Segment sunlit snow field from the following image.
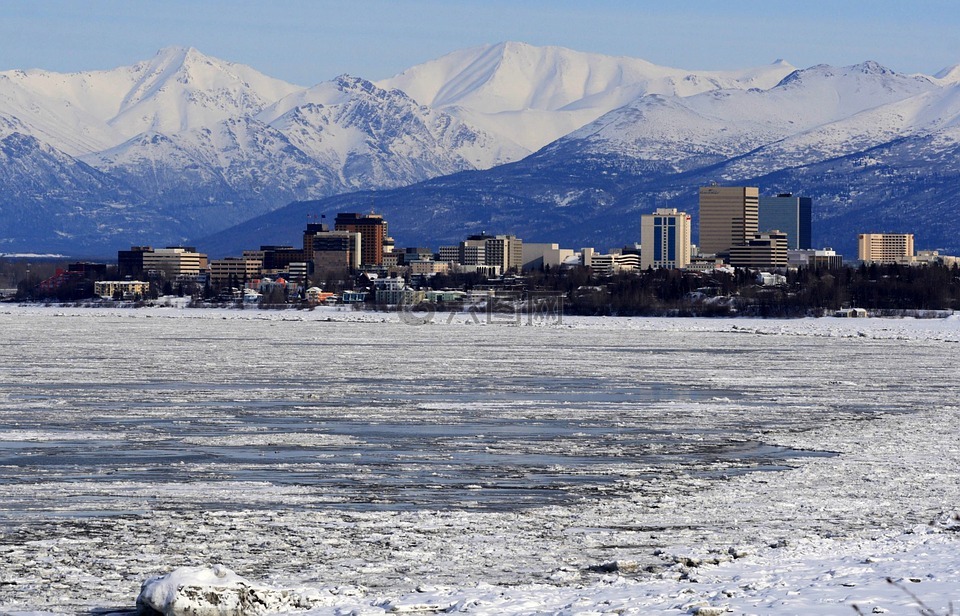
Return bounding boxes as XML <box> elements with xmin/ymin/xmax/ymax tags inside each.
<box><xmin>0</xmin><ymin>306</ymin><xmax>958</xmax><ymax>614</ymax></box>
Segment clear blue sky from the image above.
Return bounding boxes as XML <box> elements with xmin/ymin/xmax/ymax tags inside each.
<box><xmin>3</xmin><ymin>0</ymin><xmax>959</xmax><ymax>85</ymax></box>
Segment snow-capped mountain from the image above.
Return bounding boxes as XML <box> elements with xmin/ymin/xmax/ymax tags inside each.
<box><xmin>3</xmin><ymin>42</ymin><xmax>960</xmax><ymax>257</ymax></box>
<box><xmin>0</xmin><ymin>47</ymin><xmax>302</xmax><ymax>156</ymax></box>
<box><xmin>379</xmin><ymin>41</ymin><xmax>797</xmax><ymax>152</ymax></box>
<box><xmin>215</xmin><ymin>59</ymin><xmax>960</xmax><ymax>260</ymax></box>
<box><xmin>0</xmin><ymin>47</ymin><xmax>529</xmax><ymax>253</ymax></box>
<box><xmin>548</xmin><ymin>61</ymin><xmax>939</xmax><ymax>174</ymax></box>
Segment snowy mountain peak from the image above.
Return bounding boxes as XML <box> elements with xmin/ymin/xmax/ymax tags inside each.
<box><xmin>112</xmin><ymin>47</ymin><xmax>300</xmax><ymax>136</ymax></box>
<box><xmin>934</xmin><ymin>64</ymin><xmax>960</xmax><ymax>84</ymax></box>
<box><xmin>851</xmin><ymin>60</ymin><xmax>896</xmax><ymax>75</ymax></box>
<box><xmin>379</xmin><ymin>41</ymin><xmax>797</xmax><ymax>152</ymax></box>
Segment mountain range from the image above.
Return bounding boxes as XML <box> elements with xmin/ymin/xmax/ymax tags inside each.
<box><xmin>2</xmin><ymin>42</ymin><xmax>959</xmax><ymax>258</ymax></box>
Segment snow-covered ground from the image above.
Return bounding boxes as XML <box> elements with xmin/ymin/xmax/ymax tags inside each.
<box><xmin>0</xmin><ymin>305</ymin><xmax>958</xmax><ymax>615</ymax></box>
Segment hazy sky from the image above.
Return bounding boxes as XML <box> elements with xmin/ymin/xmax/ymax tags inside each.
<box><xmin>3</xmin><ymin>0</ymin><xmax>959</xmax><ymax>85</ymax></box>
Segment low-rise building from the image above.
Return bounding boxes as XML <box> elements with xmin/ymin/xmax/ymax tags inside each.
<box><xmin>94</xmin><ymin>280</ymin><xmax>150</xmax><ymax>299</ymax></box>
<box><xmin>209</xmin><ymin>257</ymin><xmax>262</xmax><ymax>287</ymax></box>
<box><xmin>374</xmin><ymin>277</ymin><xmax>425</xmax><ymax>305</ymax></box>
<box><xmin>788</xmin><ymin>248</ymin><xmax>844</xmax><ymax>269</ymax></box>
<box><xmin>409</xmin><ymin>259</ymin><xmax>449</xmax><ymax>276</ymax></box>
<box><xmin>728</xmin><ymin>231</ymin><xmax>788</xmax><ymax>269</ymax></box>
<box><xmin>521</xmin><ymin>242</ymin><xmax>576</xmax><ymax>272</ymax></box>
<box><xmin>581</xmin><ymin>248</ymin><xmax>639</xmax><ymax>276</ymax></box>
<box><xmin>142</xmin><ymin>247</ymin><xmax>206</xmax><ymax>278</ymax></box>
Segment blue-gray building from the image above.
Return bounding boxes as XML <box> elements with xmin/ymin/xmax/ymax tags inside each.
<box><xmin>758</xmin><ymin>193</ymin><xmax>812</xmax><ymax>250</ymax></box>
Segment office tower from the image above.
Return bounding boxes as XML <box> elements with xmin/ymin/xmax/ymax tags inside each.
<box><xmin>698</xmin><ymin>185</ymin><xmax>759</xmax><ymax>256</ymax></box>
<box><xmin>312</xmin><ymin>230</ymin><xmax>362</xmax><ymax>272</ymax></box>
<box><xmin>334</xmin><ymin>213</ymin><xmax>388</xmax><ymax>266</ymax></box>
<box><xmin>759</xmin><ymin>193</ymin><xmax>812</xmax><ymax>249</ymax></box>
<box><xmin>640</xmin><ymin>208</ymin><xmax>692</xmax><ymax>269</ymax></box>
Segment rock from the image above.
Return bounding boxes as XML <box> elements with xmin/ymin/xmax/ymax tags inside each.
<box><xmin>586</xmin><ymin>560</ymin><xmax>640</xmax><ymax>574</ymax></box>
<box><xmin>690</xmin><ymin>607</ymin><xmax>729</xmax><ymax>615</ymax></box>
<box><xmin>137</xmin><ymin>565</ymin><xmax>316</xmax><ymax>616</ymax></box>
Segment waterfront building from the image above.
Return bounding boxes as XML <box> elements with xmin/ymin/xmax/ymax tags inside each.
<box><xmin>94</xmin><ymin>280</ymin><xmax>150</xmax><ymax>300</ymax></box>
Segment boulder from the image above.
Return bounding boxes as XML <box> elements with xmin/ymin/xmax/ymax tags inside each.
<box><xmin>137</xmin><ymin>565</ymin><xmax>315</xmax><ymax>616</ymax></box>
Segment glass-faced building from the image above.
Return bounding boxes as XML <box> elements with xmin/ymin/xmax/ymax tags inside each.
<box><xmin>758</xmin><ymin>193</ymin><xmax>812</xmax><ymax>250</ymax></box>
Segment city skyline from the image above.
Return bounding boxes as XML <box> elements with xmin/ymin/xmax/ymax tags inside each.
<box><xmin>3</xmin><ymin>1</ymin><xmax>960</xmax><ymax>86</ymax></box>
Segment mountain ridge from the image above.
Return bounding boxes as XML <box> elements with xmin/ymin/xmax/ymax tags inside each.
<box><xmin>1</xmin><ymin>43</ymin><xmax>959</xmax><ymax>258</ymax></box>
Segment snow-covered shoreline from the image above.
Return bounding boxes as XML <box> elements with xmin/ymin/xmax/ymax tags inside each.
<box><xmin>1</xmin><ymin>306</ymin><xmax>958</xmax><ymax>615</ymax></box>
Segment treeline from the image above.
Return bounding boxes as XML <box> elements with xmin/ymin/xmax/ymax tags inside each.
<box><xmin>511</xmin><ymin>263</ymin><xmax>960</xmax><ymax>317</ymax></box>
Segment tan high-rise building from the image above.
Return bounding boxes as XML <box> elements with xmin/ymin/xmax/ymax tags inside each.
<box><xmin>640</xmin><ymin>208</ymin><xmax>692</xmax><ymax>269</ymax></box>
<box><xmin>698</xmin><ymin>186</ymin><xmax>759</xmax><ymax>256</ymax></box>
<box><xmin>858</xmin><ymin>233</ymin><xmax>914</xmax><ymax>264</ymax></box>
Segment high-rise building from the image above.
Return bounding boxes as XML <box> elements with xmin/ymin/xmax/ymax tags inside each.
<box><xmin>759</xmin><ymin>193</ymin><xmax>812</xmax><ymax>249</ymax></box>
<box><xmin>728</xmin><ymin>231</ymin><xmax>789</xmax><ymax>269</ymax></box>
<box><xmin>698</xmin><ymin>186</ymin><xmax>759</xmax><ymax>256</ymax></box>
<box><xmin>463</xmin><ymin>234</ymin><xmax>523</xmax><ymax>272</ymax></box>
<box><xmin>312</xmin><ymin>230</ymin><xmax>361</xmax><ymax>272</ymax></box>
<box><xmin>640</xmin><ymin>208</ymin><xmax>692</xmax><ymax>269</ymax></box>
<box><xmin>858</xmin><ymin>233</ymin><xmax>914</xmax><ymax>264</ymax></box>
<box><xmin>334</xmin><ymin>213</ymin><xmax>388</xmax><ymax>266</ymax></box>
<box><xmin>302</xmin><ymin>222</ymin><xmax>330</xmax><ymax>264</ymax></box>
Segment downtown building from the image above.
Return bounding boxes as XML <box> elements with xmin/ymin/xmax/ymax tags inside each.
<box><xmin>758</xmin><ymin>193</ymin><xmax>812</xmax><ymax>250</ymax></box>
<box><xmin>728</xmin><ymin>231</ymin><xmax>789</xmax><ymax>269</ymax></box>
<box><xmin>440</xmin><ymin>233</ymin><xmax>524</xmax><ymax>275</ymax></box>
<box><xmin>640</xmin><ymin>208</ymin><xmax>692</xmax><ymax>269</ymax></box>
<box><xmin>698</xmin><ymin>185</ymin><xmax>759</xmax><ymax>257</ymax></box>
<box><xmin>858</xmin><ymin>233</ymin><xmax>915</xmax><ymax>264</ymax></box>
<box><xmin>334</xmin><ymin>213</ymin><xmax>390</xmax><ymax>267</ymax></box>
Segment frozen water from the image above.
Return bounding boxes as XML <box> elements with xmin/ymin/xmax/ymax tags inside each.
<box><xmin>0</xmin><ymin>306</ymin><xmax>958</xmax><ymax>614</ymax></box>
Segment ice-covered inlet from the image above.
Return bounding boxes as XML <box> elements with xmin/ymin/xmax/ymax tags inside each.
<box><xmin>1</xmin><ymin>307</ymin><xmax>959</xmax><ymax>615</ymax></box>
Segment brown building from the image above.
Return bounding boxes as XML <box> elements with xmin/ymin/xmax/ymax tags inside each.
<box><xmin>698</xmin><ymin>186</ymin><xmax>759</xmax><ymax>256</ymax></box>
<box><xmin>209</xmin><ymin>257</ymin><xmax>262</xmax><ymax>287</ymax></box>
<box><xmin>728</xmin><ymin>231</ymin><xmax>788</xmax><ymax>269</ymax></box>
<box><xmin>312</xmin><ymin>230</ymin><xmax>361</xmax><ymax>272</ymax></box>
<box><xmin>335</xmin><ymin>213</ymin><xmax>388</xmax><ymax>266</ymax></box>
